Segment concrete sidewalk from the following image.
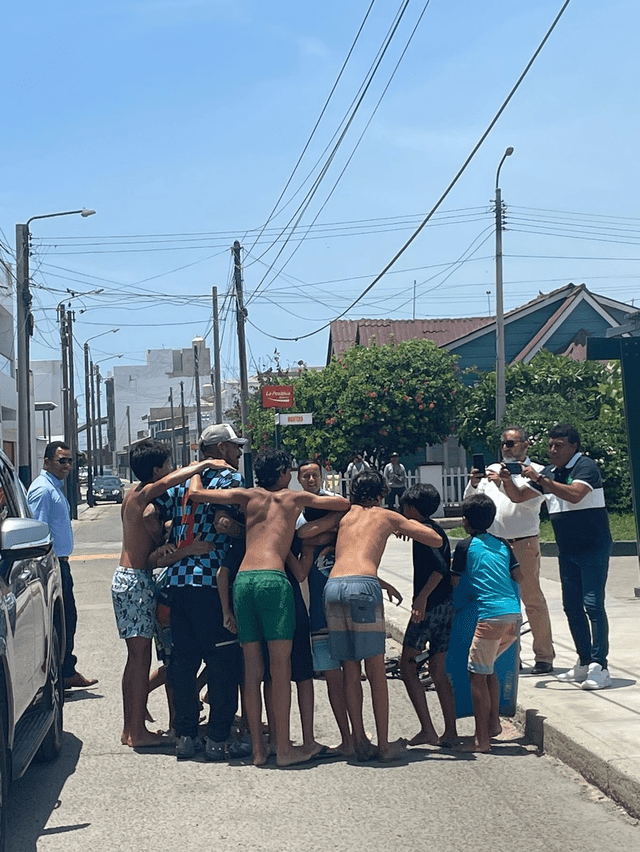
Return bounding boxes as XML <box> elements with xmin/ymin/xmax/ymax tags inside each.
<box><xmin>378</xmin><ymin>533</ymin><xmax>640</xmax><ymax>819</ymax></box>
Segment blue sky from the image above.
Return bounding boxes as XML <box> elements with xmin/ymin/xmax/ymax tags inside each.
<box><xmin>3</xmin><ymin>0</ymin><xmax>639</xmax><ymax>386</ymax></box>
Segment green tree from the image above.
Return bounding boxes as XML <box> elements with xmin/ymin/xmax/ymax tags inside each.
<box><xmin>457</xmin><ymin>350</ymin><xmax>630</xmax><ymax>512</ymax></box>
<box><xmin>248</xmin><ymin>339</ymin><xmax>463</xmax><ymax>470</ymax></box>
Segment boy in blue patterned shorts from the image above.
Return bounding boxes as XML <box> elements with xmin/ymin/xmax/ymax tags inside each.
<box><xmin>113</xmin><ymin>440</ymin><xmax>212</xmax><ymax>748</ymax></box>
<box><xmin>451</xmin><ymin>493</ymin><xmax>523</xmax><ymax>753</ymax></box>
<box><xmin>324</xmin><ymin>470</ymin><xmax>442</xmax><ymax>762</ymax></box>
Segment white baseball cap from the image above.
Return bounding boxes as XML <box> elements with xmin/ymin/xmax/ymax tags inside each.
<box><xmin>200</xmin><ymin>423</ymin><xmax>247</xmax><ymax>446</ymax></box>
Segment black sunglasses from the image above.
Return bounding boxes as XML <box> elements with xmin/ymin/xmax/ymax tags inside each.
<box><xmin>501</xmin><ymin>440</ymin><xmax>519</xmax><ymax>448</ymax></box>
<box><xmin>55</xmin><ymin>457</ymin><xmax>74</xmax><ymax>464</ymax></box>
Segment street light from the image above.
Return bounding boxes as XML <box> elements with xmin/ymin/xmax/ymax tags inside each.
<box><xmin>16</xmin><ymin>208</ymin><xmax>96</xmax><ymax>486</ymax></box>
<box><xmin>83</xmin><ymin>329</ymin><xmax>118</xmax><ymax>505</ymax></box>
<box><xmin>494</xmin><ymin>147</ymin><xmax>514</xmax><ymax>428</ymax></box>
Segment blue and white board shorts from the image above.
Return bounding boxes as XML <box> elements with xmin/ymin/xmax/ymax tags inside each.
<box><xmin>112</xmin><ymin>567</ymin><xmax>157</xmax><ymax>640</ymax></box>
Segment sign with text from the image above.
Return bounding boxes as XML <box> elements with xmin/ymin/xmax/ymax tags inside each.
<box><xmin>262</xmin><ymin>385</ymin><xmax>294</xmax><ymax>408</ymax></box>
<box><xmin>276</xmin><ymin>412</ymin><xmax>313</xmax><ymax>426</ymax></box>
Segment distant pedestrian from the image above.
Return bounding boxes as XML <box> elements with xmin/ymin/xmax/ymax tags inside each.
<box><xmin>505</xmin><ymin>424</ymin><xmax>613</xmax><ymax>690</ymax></box>
<box><xmin>28</xmin><ymin>442</ymin><xmax>98</xmax><ymax>690</ymax></box>
<box><xmin>383</xmin><ymin>452</ymin><xmax>407</xmax><ymax>510</ymax></box>
<box><xmin>346</xmin><ymin>454</ymin><xmax>369</xmax><ymax>482</ymax></box>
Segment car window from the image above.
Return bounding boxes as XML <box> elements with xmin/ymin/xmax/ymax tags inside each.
<box><xmin>0</xmin><ymin>456</ymin><xmax>23</xmax><ymax>519</ymax></box>
<box><xmin>95</xmin><ymin>477</ymin><xmax>121</xmax><ymax>488</ymax></box>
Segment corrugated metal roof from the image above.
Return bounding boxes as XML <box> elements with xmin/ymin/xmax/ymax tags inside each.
<box><xmin>328</xmin><ymin>317</ymin><xmax>492</xmax><ymax>360</ymax></box>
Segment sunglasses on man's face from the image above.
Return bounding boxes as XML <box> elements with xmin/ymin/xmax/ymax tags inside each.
<box><xmin>55</xmin><ymin>457</ymin><xmax>74</xmax><ymax>464</ymax></box>
<box><xmin>501</xmin><ymin>440</ymin><xmax>520</xmax><ymax>448</ymax></box>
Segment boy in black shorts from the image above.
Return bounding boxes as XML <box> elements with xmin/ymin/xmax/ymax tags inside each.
<box><xmin>399</xmin><ymin>484</ymin><xmax>459</xmax><ymax>748</ymax></box>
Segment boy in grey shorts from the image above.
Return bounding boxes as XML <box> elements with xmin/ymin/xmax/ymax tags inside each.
<box><xmin>324</xmin><ymin>470</ymin><xmax>442</xmax><ymax>762</ymax></box>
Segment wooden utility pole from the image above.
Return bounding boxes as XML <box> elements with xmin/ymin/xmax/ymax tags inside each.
<box><xmin>169</xmin><ymin>387</ymin><xmax>178</xmax><ymax>466</ymax></box>
<box><xmin>212</xmin><ymin>286</ymin><xmax>223</xmax><ymax>422</ymax></box>
<box><xmin>180</xmin><ymin>380</ymin><xmax>188</xmax><ymax>466</ymax></box>
<box><xmin>233</xmin><ymin>240</ymin><xmax>252</xmax><ymax>485</ymax></box>
<box><xmin>193</xmin><ymin>342</ymin><xmax>203</xmax><ymax>439</ymax></box>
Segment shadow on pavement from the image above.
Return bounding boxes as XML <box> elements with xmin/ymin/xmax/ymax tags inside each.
<box><xmin>7</xmin><ymin>733</ymin><xmax>84</xmax><ymax>852</ymax></box>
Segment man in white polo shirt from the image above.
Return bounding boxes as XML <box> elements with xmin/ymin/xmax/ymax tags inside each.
<box><xmin>464</xmin><ymin>426</ymin><xmax>555</xmax><ymax>675</ymax></box>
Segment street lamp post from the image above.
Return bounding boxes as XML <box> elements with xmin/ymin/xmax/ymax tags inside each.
<box><xmin>83</xmin><ymin>329</ymin><xmax>118</xmax><ymax>505</ymax></box>
<box><xmin>494</xmin><ymin>148</ymin><xmax>514</xmax><ymax>429</ymax></box>
<box><xmin>16</xmin><ymin>209</ymin><xmax>96</xmax><ymax>486</ymax></box>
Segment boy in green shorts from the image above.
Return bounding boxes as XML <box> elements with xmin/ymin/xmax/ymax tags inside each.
<box><xmin>188</xmin><ymin>448</ymin><xmax>350</xmax><ymax>767</ymax></box>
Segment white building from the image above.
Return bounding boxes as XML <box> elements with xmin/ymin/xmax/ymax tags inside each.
<box><xmin>112</xmin><ymin>338</ymin><xmax>212</xmax><ymax>452</ymax></box>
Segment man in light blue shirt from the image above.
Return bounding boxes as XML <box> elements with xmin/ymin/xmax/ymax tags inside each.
<box><xmin>28</xmin><ymin>441</ymin><xmax>98</xmax><ymax>689</ymax></box>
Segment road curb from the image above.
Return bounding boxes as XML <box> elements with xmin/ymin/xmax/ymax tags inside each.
<box><xmin>385</xmin><ymin>617</ymin><xmax>640</xmax><ymax>820</ymax></box>
<box><xmin>513</xmin><ymin>704</ymin><xmax>640</xmax><ymax>820</ymax></box>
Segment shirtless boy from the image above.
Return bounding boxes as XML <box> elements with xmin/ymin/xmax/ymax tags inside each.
<box><xmin>112</xmin><ymin>439</ymin><xmax>212</xmax><ymax>748</ymax></box>
<box><xmin>189</xmin><ymin>448</ymin><xmax>350</xmax><ymax>766</ymax></box>
<box><xmin>324</xmin><ymin>469</ymin><xmax>442</xmax><ymax>762</ymax></box>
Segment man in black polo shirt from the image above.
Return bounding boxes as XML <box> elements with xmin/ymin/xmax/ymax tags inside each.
<box><xmin>504</xmin><ymin>424</ymin><xmax>612</xmax><ymax>690</ymax></box>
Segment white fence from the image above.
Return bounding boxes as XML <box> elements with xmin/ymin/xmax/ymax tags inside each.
<box><xmin>325</xmin><ymin>467</ymin><xmax>468</xmax><ymax>505</ymax></box>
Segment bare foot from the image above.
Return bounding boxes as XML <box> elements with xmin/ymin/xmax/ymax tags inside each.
<box><xmin>302</xmin><ymin>741</ymin><xmax>326</xmax><ymax>759</ymax></box>
<box><xmin>64</xmin><ymin>672</ymin><xmax>98</xmax><ymax>689</ymax></box>
<box><xmin>354</xmin><ymin>739</ymin><xmax>379</xmax><ymax>762</ymax></box>
<box><xmin>490</xmin><ymin>722</ymin><xmax>502</xmax><ymax>738</ymax></box>
<box><xmin>407</xmin><ymin>729</ymin><xmax>439</xmax><ymax>746</ymax></box>
<box><xmin>252</xmin><ymin>745</ymin><xmax>268</xmax><ymax>766</ymax></box>
<box><xmin>379</xmin><ymin>739</ymin><xmax>406</xmax><ymax>762</ymax></box>
<box><xmin>276</xmin><ymin>744</ymin><xmax>314</xmax><ymax>767</ymax></box>
<box><xmin>438</xmin><ymin>733</ymin><xmax>461</xmax><ymax>748</ymax></box>
<box><xmin>325</xmin><ymin>741</ymin><xmax>355</xmax><ymax>757</ymax></box>
<box><xmin>455</xmin><ymin>737</ymin><xmax>491</xmax><ymax>754</ymax></box>
<box><xmin>121</xmin><ymin>731</ymin><xmax>129</xmax><ymax>745</ymax></box>
<box><xmin>128</xmin><ymin>730</ymin><xmax>171</xmax><ymax>748</ymax></box>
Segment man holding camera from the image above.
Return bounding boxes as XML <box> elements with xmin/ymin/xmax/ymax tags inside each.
<box><xmin>464</xmin><ymin>426</ymin><xmax>555</xmax><ymax>675</ymax></box>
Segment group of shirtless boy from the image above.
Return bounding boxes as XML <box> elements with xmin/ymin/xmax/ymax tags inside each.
<box><xmin>112</xmin><ymin>425</ymin><xmax>519</xmax><ymax>766</ymax></box>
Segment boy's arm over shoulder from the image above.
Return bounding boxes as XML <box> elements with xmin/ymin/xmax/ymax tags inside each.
<box><xmin>394</xmin><ymin>515</ymin><xmax>442</xmax><ymax>548</ymax></box>
<box><xmin>188</xmin><ymin>473</ymin><xmax>249</xmax><ymax>506</ymax></box>
<box><xmin>141</xmin><ymin>459</ymin><xmax>213</xmax><ymax>504</ymax></box>
<box><xmin>299</xmin><ymin>492</ymin><xmax>350</xmax><ymax>512</ymax></box>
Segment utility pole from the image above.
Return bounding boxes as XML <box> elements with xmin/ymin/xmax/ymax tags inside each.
<box><xmin>180</xmin><ymin>380</ymin><xmax>188</xmax><ymax>466</ymax></box>
<box><xmin>84</xmin><ymin>343</ymin><xmax>94</xmax><ymax>505</ymax></box>
<box><xmin>126</xmin><ymin>405</ymin><xmax>132</xmax><ymax>481</ymax></box>
<box><xmin>494</xmin><ymin>146</ymin><xmax>514</xmax><ymax>428</ymax></box>
<box><xmin>169</xmin><ymin>387</ymin><xmax>178</xmax><ymax>466</ymax></box>
<box><xmin>95</xmin><ymin>365</ymin><xmax>104</xmax><ymax>475</ymax></box>
<box><xmin>67</xmin><ymin>311</ymin><xmax>78</xmax><ymax>516</ymax></box>
<box><xmin>59</xmin><ymin>305</ymin><xmax>72</xmax><ymax>503</ymax></box>
<box><xmin>90</xmin><ymin>358</ymin><xmax>98</xmax><ymax>477</ymax></box>
<box><xmin>105</xmin><ymin>377</ymin><xmax>116</xmax><ymax>475</ymax></box>
<box><xmin>212</xmin><ymin>286</ymin><xmax>223</xmax><ymax>423</ymax></box>
<box><xmin>16</xmin><ymin>223</ymin><xmax>33</xmax><ymax>486</ymax></box>
<box><xmin>233</xmin><ymin>240</ymin><xmax>252</xmax><ymax>485</ymax></box>
<box><xmin>193</xmin><ymin>342</ymin><xmax>203</xmax><ymax>439</ymax></box>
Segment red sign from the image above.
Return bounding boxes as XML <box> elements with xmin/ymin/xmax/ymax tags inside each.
<box><xmin>261</xmin><ymin>385</ymin><xmax>294</xmax><ymax>408</ymax></box>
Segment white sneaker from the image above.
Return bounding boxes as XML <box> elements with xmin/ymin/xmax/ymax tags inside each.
<box><xmin>556</xmin><ymin>660</ymin><xmax>589</xmax><ymax>683</ymax></box>
<box><xmin>581</xmin><ymin>663</ymin><xmax>612</xmax><ymax>690</ymax></box>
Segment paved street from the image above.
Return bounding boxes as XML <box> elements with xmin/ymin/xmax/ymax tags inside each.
<box><xmin>6</xmin><ymin>504</ymin><xmax>639</xmax><ymax>851</ymax></box>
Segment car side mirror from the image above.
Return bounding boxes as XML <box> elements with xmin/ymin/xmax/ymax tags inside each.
<box><xmin>1</xmin><ymin>517</ymin><xmax>53</xmax><ymax>563</ymax></box>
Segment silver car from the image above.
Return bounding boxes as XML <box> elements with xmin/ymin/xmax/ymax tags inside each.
<box><xmin>0</xmin><ymin>450</ymin><xmax>65</xmax><ymax>852</ymax></box>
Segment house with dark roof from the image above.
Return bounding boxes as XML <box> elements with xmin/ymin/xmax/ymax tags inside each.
<box><xmin>327</xmin><ymin>283</ymin><xmax>637</xmax><ymax>373</ymax></box>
